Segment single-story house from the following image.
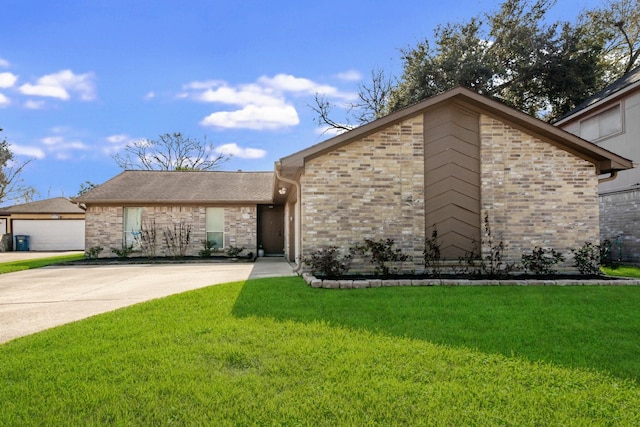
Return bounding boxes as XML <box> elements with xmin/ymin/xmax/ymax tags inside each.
<box><xmin>74</xmin><ymin>170</ymin><xmax>287</xmax><ymax>257</ymax></box>
<box><xmin>0</xmin><ymin>197</ymin><xmax>86</xmax><ymax>251</ymax></box>
<box><xmin>75</xmin><ymin>87</ymin><xmax>634</xmax><ymax>272</ymax></box>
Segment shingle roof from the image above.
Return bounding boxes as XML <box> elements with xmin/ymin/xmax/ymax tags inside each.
<box><xmin>0</xmin><ymin>197</ymin><xmax>85</xmax><ymax>214</ymax></box>
<box><xmin>557</xmin><ymin>65</ymin><xmax>640</xmax><ymax>122</ymax></box>
<box><xmin>73</xmin><ymin>170</ymin><xmax>275</xmax><ymax>204</ymax></box>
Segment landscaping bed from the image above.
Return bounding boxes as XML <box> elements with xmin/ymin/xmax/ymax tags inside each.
<box><xmin>303</xmin><ymin>272</ymin><xmax>640</xmax><ymax>288</ymax></box>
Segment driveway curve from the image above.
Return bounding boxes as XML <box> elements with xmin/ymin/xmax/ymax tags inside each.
<box><xmin>0</xmin><ymin>258</ymin><xmax>295</xmax><ymax>344</ymax></box>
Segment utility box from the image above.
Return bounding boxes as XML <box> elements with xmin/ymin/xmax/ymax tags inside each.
<box><xmin>15</xmin><ymin>235</ymin><xmax>30</xmax><ymax>251</ymax></box>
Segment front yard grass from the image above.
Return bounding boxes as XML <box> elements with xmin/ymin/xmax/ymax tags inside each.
<box><xmin>0</xmin><ymin>277</ymin><xmax>639</xmax><ymax>425</ymax></box>
<box><xmin>0</xmin><ymin>253</ymin><xmax>84</xmax><ymax>274</ymax></box>
<box><xmin>603</xmin><ymin>264</ymin><xmax>640</xmax><ymax>278</ymax></box>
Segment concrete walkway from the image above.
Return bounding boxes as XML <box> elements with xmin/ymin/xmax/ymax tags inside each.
<box><xmin>0</xmin><ymin>257</ymin><xmax>297</xmax><ymax>344</ymax></box>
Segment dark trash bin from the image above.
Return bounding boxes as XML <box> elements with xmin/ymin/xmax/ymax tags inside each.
<box><xmin>15</xmin><ymin>235</ymin><xmax>29</xmax><ymax>251</ymax></box>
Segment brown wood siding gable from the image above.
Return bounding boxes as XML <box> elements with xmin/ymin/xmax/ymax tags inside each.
<box><xmin>424</xmin><ymin>102</ymin><xmax>481</xmax><ymax>259</ymax></box>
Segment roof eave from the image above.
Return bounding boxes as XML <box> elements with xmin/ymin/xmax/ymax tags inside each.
<box><xmin>279</xmin><ymin>86</ymin><xmax>634</xmax><ymax>177</ymax></box>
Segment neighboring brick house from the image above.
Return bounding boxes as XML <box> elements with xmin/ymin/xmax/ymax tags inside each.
<box><xmin>277</xmin><ymin>87</ymin><xmax>633</xmax><ymax>273</ymax></box>
<box><xmin>74</xmin><ymin>171</ymin><xmax>290</xmax><ymax>258</ymax></box>
<box><xmin>556</xmin><ymin>66</ymin><xmax>640</xmax><ymax>264</ymax></box>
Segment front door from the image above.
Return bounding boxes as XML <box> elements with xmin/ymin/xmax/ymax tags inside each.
<box><xmin>258</xmin><ymin>205</ymin><xmax>284</xmax><ymax>255</ymax></box>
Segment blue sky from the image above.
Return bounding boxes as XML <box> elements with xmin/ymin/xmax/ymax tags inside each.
<box><xmin>0</xmin><ymin>0</ymin><xmax>600</xmax><ymax>204</ymax></box>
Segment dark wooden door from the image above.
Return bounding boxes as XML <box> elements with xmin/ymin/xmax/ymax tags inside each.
<box><xmin>259</xmin><ymin>205</ymin><xmax>284</xmax><ymax>255</ymax></box>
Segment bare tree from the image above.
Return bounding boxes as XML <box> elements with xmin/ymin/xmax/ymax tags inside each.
<box><xmin>113</xmin><ymin>132</ymin><xmax>231</xmax><ymax>171</ymax></box>
<box><xmin>310</xmin><ymin>68</ymin><xmax>395</xmax><ymax>134</ymax></box>
<box><xmin>0</xmin><ymin>129</ymin><xmax>37</xmax><ymax>205</ymax></box>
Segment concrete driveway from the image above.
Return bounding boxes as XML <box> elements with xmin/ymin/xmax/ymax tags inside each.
<box><xmin>0</xmin><ymin>257</ymin><xmax>296</xmax><ymax>344</ymax></box>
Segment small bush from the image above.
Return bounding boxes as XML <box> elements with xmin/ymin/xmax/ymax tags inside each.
<box><xmin>423</xmin><ymin>225</ymin><xmax>442</xmax><ymax>276</ymax></box>
<box><xmin>521</xmin><ymin>247</ymin><xmax>565</xmax><ymax>276</ymax></box>
<box><xmin>303</xmin><ymin>247</ymin><xmax>352</xmax><ymax>277</ymax></box>
<box><xmin>571</xmin><ymin>241</ymin><xmax>603</xmax><ymax>276</ymax></box>
<box><xmin>226</xmin><ymin>245</ymin><xmax>245</xmax><ymax>258</ymax></box>
<box><xmin>163</xmin><ymin>221</ymin><xmax>192</xmax><ymax>258</ymax></box>
<box><xmin>351</xmin><ymin>238</ymin><xmax>410</xmax><ymax>277</ymax></box>
<box><xmin>111</xmin><ymin>244</ymin><xmax>134</xmax><ymax>258</ymax></box>
<box><xmin>461</xmin><ymin>213</ymin><xmax>516</xmax><ymax>278</ymax></box>
<box><xmin>199</xmin><ymin>240</ymin><xmax>216</xmax><ymax>258</ymax></box>
<box><xmin>135</xmin><ymin>220</ymin><xmax>159</xmax><ymax>258</ymax></box>
<box><xmin>85</xmin><ymin>246</ymin><xmax>103</xmax><ymax>259</ymax></box>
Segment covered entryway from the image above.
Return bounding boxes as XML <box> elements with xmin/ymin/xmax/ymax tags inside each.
<box><xmin>12</xmin><ymin>219</ymin><xmax>85</xmax><ymax>251</ymax></box>
<box><xmin>258</xmin><ymin>204</ymin><xmax>284</xmax><ymax>256</ymax></box>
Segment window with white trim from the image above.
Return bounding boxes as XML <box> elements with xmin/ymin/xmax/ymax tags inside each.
<box><xmin>579</xmin><ymin>104</ymin><xmax>622</xmax><ymax>141</ymax></box>
<box><xmin>123</xmin><ymin>207</ymin><xmax>142</xmax><ymax>247</ymax></box>
<box><xmin>206</xmin><ymin>207</ymin><xmax>224</xmax><ymax>249</ymax></box>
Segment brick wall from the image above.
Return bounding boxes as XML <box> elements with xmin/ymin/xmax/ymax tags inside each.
<box><xmin>84</xmin><ymin>205</ymin><xmax>257</xmax><ymax>257</ymax></box>
<box><xmin>302</xmin><ymin>114</ymin><xmax>426</xmax><ymax>273</ymax></box>
<box><xmin>300</xmin><ymin>112</ymin><xmax>600</xmax><ymax>274</ymax></box>
<box><xmin>479</xmin><ymin>115</ymin><xmax>599</xmax><ymax>269</ymax></box>
<box><xmin>599</xmin><ymin>189</ymin><xmax>640</xmax><ymax>264</ymax></box>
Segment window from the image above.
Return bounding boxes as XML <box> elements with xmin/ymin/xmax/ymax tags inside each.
<box><xmin>579</xmin><ymin>104</ymin><xmax>622</xmax><ymax>141</ymax></box>
<box><xmin>123</xmin><ymin>207</ymin><xmax>142</xmax><ymax>247</ymax></box>
<box><xmin>206</xmin><ymin>208</ymin><xmax>224</xmax><ymax>249</ymax></box>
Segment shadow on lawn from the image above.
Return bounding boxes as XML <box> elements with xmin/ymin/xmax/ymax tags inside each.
<box><xmin>231</xmin><ymin>277</ymin><xmax>640</xmax><ymax>382</ymax></box>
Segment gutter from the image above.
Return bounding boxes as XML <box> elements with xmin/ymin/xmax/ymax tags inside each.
<box><xmin>599</xmin><ymin>170</ymin><xmax>618</xmax><ymax>184</ymax></box>
<box><xmin>275</xmin><ymin>161</ymin><xmax>303</xmax><ymax>273</ymax></box>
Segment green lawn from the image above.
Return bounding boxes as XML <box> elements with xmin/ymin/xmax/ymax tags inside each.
<box><xmin>603</xmin><ymin>264</ymin><xmax>640</xmax><ymax>278</ymax></box>
<box><xmin>0</xmin><ymin>253</ymin><xmax>84</xmax><ymax>273</ymax></box>
<box><xmin>0</xmin><ymin>277</ymin><xmax>639</xmax><ymax>425</ymax></box>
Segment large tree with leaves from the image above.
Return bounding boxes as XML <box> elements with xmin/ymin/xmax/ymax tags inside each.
<box><xmin>388</xmin><ymin>0</ymin><xmax>607</xmax><ymax>121</ymax></box>
<box><xmin>113</xmin><ymin>132</ymin><xmax>231</xmax><ymax>171</ymax></box>
<box><xmin>579</xmin><ymin>0</ymin><xmax>640</xmax><ymax>78</ymax></box>
<box><xmin>315</xmin><ymin>0</ymin><xmax>639</xmax><ymax>128</ymax></box>
<box><xmin>0</xmin><ymin>129</ymin><xmax>37</xmax><ymax>205</ymax></box>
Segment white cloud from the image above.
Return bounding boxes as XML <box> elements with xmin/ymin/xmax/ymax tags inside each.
<box><xmin>41</xmin><ymin>135</ymin><xmax>88</xmax><ymax>150</ymax></box>
<box><xmin>24</xmin><ymin>99</ymin><xmax>45</xmax><ymax>109</ymax></box>
<box><xmin>200</xmin><ymin>104</ymin><xmax>299</xmax><ymax>130</ymax></box>
<box><xmin>144</xmin><ymin>91</ymin><xmax>155</xmax><ymax>100</ymax></box>
<box><xmin>0</xmin><ymin>93</ymin><xmax>9</xmax><ymax>107</ymax></box>
<box><xmin>335</xmin><ymin>69</ymin><xmax>362</xmax><ymax>82</ymax></box>
<box><xmin>214</xmin><ymin>143</ymin><xmax>266</xmax><ymax>159</ymax></box>
<box><xmin>0</xmin><ymin>58</ymin><xmax>9</xmax><ymax>68</ymax></box>
<box><xmin>0</xmin><ymin>72</ymin><xmax>18</xmax><ymax>88</ymax></box>
<box><xmin>180</xmin><ymin>73</ymin><xmax>357</xmax><ymax>131</ymax></box>
<box><xmin>19</xmin><ymin>69</ymin><xmax>96</xmax><ymax>101</ymax></box>
<box><xmin>258</xmin><ymin>74</ymin><xmax>330</xmax><ymax>95</ymax></box>
<box><xmin>9</xmin><ymin>143</ymin><xmax>45</xmax><ymax>159</ymax></box>
<box><xmin>104</xmin><ymin>134</ymin><xmax>135</xmax><ymax>154</ymax></box>
<box><xmin>194</xmin><ymin>83</ymin><xmax>284</xmax><ymax>107</ymax></box>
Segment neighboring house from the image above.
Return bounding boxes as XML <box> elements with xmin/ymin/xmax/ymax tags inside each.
<box><xmin>0</xmin><ymin>197</ymin><xmax>86</xmax><ymax>251</ymax></box>
<box><xmin>73</xmin><ymin>170</ymin><xmax>287</xmax><ymax>257</ymax></box>
<box><xmin>76</xmin><ymin>87</ymin><xmax>633</xmax><ymax>272</ymax></box>
<box><xmin>555</xmin><ymin>66</ymin><xmax>640</xmax><ymax>263</ymax></box>
<box><xmin>277</xmin><ymin>87</ymin><xmax>632</xmax><ymax>272</ymax></box>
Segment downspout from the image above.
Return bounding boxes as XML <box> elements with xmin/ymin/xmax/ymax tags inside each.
<box><xmin>275</xmin><ymin>161</ymin><xmax>303</xmax><ymax>273</ymax></box>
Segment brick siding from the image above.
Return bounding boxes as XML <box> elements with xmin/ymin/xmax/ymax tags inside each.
<box><xmin>84</xmin><ymin>205</ymin><xmax>257</xmax><ymax>257</ymax></box>
<box><xmin>599</xmin><ymin>189</ymin><xmax>640</xmax><ymax>264</ymax></box>
<box><xmin>300</xmin><ymin>113</ymin><xmax>600</xmax><ymax>273</ymax></box>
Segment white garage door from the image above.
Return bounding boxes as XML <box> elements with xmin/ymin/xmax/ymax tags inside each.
<box><xmin>12</xmin><ymin>220</ymin><xmax>85</xmax><ymax>251</ymax></box>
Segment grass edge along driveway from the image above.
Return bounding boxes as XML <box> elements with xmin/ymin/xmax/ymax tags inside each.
<box><xmin>1</xmin><ymin>277</ymin><xmax>639</xmax><ymax>425</ymax></box>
